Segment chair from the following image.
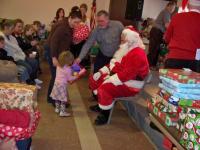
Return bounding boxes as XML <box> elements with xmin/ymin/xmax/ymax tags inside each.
<box><xmin>107</xmin><ymin>73</ymin><xmax>152</xmax><ymax>124</ymax></box>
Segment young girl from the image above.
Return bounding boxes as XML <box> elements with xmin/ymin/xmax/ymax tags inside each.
<box><xmin>50</xmin><ymin>51</ymin><xmax>78</xmax><ymax>117</ymax></box>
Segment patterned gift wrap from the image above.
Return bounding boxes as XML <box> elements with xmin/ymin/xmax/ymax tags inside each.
<box><xmin>0</xmin><ymin>83</ymin><xmax>37</xmax><ymax>112</ymax></box>
<box><xmin>154</xmin><ymin>94</ymin><xmax>179</xmax><ymax>113</ymax></box>
<box><xmin>0</xmin><ymin>110</ymin><xmax>40</xmax><ymax>141</ymax></box>
<box><xmin>180</xmin><ymin>113</ymin><xmax>200</xmax><ymax>150</ymax></box>
<box><xmin>159</xmin><ymin>69</ymin><xmax>200</xmax><ymax>84</ymax></box>
<box><xmin>158</xmin><ymin>87</ymin><xmax>200</xmax><ymax>107</ymax></box>
<box><xmin>179</xmin><ymin>99</ymin><xmax>200</xmax><ymax>109</ymax></box>
<box><xmin>147</xmin><ymin>99</ymin><xmax>179</xmax><ymax>127</ymax></box>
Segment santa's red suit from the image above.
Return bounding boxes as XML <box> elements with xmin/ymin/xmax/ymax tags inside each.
<box><xmin>89</xmin><ymin>27</ymin><xmax>149</xmax><ymax>110</ymax></box>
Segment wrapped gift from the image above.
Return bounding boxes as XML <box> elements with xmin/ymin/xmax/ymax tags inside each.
<box><xmin>154</xmin><ymin>94</ymin><xmax>179</xmax><ymax>113</ymax></box>
<box><xmin>180</xmin><ymin>113</ymin><xmax>200</xmax><ymax>149</ymax></box>
<box><xmin>179</xmin><ymin>99</ymin><xmax>200</xmax><ymax>108</ymax></box>
<box><xmin>159</xmin><ymin>69</ymin><xmax>200</xmax><ymax>84</ymax></box>
<box><xmin>159</xmin><ymin>83</ymin><xmax>200</xmax><ymax>100</ymax></box>
<box><xmin>158</xmin><ymin>88</ymin><xmax>200</xmax><ymax>108</ymax></box>
<box><xmin>71</xmin><ymin>64</ymin><xmax>86</xmax><ymax>77</ymax></box>
<box><xmin>0</xmin><ymin>83</ymin><xmax>37</xmax><ymax>112</ymax></box>
<box><xmin>0</xmin><ymin>110</ymin><xmax>40</xmax><ymax>141</ymax></box>
<box><xmin>160</xmin><ymin>76</ymin><xmax>200</xmax><ymax>94</ymax></box>
<box><xmin>176</xmin><ymin>112</ymin><xmax>187</xmax><ymax>132</ymax></box>
<box><xmin>147</xmin><ymin>98</ymin><xmax>179</xmax><ymax>127</ymax></box>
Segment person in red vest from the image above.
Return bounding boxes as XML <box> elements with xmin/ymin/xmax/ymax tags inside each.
<box><xmin>164</xmin><ymin>0</ymin><xmax>200</xmax><ymax>72</ymax></box>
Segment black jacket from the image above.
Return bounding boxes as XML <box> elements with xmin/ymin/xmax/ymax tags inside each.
<box><xmin>0</xmin><ymin>48</ymin><xmax>15</xmax><ymax>62</ymax></box>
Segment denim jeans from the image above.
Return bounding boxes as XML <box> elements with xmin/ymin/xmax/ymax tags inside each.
<box><xmin>16</xmin><ymin>138</ymin><xmax>32</xmax><ymax>150</ymax></box>
<box><xmin>44</xmin><ymin>44</ymin><xmax>56</xmax><ymax>104</ymax></box>
<box><xmin>17</xmin><ymin>65</ymin><xmax>30</xmax><ymax>82</ymax></box>
<box><xmin>26</xmin><ymin>57</ymin><xmax>39</xmax><ymax>75</ymax></box>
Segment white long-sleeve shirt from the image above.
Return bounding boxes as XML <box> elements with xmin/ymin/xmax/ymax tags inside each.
<box><xmin>0</xmin><ymin>31</ymin><xmax>25</xmax><ymax>61</ymax></box>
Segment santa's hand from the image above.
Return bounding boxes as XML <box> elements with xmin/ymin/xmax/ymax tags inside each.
<box><xmin>93</xmin><ymin>72</ymin><xmax>101</xmax><ymax>81</ymax></box>
<box><xmin>103</xmin><ymin>78</ymin><xmax>111</xmax><ymax>84</ymax></box>
<box><xmin>103</xmin><ymin>74</ymin><xmax>123</xmax><ymax>86</ymax></box>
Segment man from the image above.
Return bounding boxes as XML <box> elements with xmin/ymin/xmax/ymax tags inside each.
<box><xmin>164</xmin><ymin>0</ymin><xmax>200</xmax><ymax>72</ymax></box>
<box><xmin>75</xmin><ymin>10</ymin><xmax>124</xmax><ymax>73</ymax></box>
<box><xmin>47</xmin><ymin>10</ymin><xmax>82</xmax><ymax>104</ymax></box>
<box><xmin>13</xmin><ymin>19</ymin><xmax>42</xmax><ymax>85</ymax></box>
<box><xmin>89</xmin><ymin>27</ymin><xmax>149</xmax><ymax>125</ymax></box>
<box><xmin>148</xmin><ymin>2</ymin><xmax>176</xmax><ymax>69</ymax></box>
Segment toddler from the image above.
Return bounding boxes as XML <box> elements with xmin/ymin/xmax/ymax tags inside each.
<box><xmin>50</xmin><ymin>51</ymin><xmax>80</xmax><ymax>117</ymax></box>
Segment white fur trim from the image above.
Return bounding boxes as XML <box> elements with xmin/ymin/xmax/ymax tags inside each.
<box><xmin>93</xmin><ymin>72</ymin><xmax>101</xmax><ymax>81</ymax></box>
<box><xmin>99</xmin><ymin>66</ymin><xmax>110</xmax><ymax>74</ymax></box>
<box><xmin>122</xmin><ymin>29</ymin><xmax>145</xmax><ymax>49</ymax></box>
<box><xmin>189</xmin><ymin>0</ymin><xmax>200</xmax><ymax>6</ymax></box>
<box><xmin>110</xmin><ymin>74</ymin><xmax>123</xmax><ymax>86</ymax></box>
<box><xmin>93</xmin><ymin>90</ymin><xmax>98</xmax><ymax>95</ymax></box>
<box><xmin>109</xmin><ymin>59</ymin><xmax>117</xmax><ymax>70</ymax></box>
<box><xmin>124</xmin><ymin>80</ymin><xmax>144</xmax><ymax>89</ymax></box>
<box><xmin>99</xmin><ymin>102</ymin><xmax>114</xmax><ymax>110</ymax></box>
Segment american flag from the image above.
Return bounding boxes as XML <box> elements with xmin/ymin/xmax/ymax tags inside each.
<box><xmin>90</xmin><ymin>0</ymin><xmax>96</xmax><ymax>30</ymax></box>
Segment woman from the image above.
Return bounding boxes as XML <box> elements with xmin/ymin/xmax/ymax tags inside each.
<box><xmin>71</xmin><ymin>6</ymin><xmax>90</xmax><ymax>58</ymax></box>
<box><xmin>52</xmin><ymin>8</ymin><xmax>65</xmax><ymax>25</ymax></box>
<box><xmin>46</xmin><ymin>10</ymin><xmax>82</xmax><ymax>105</ymax></box>
<box><xmin>80</xmin><ymin>4</ymin><xmax>90</xmax><ymax>30</ymax></box>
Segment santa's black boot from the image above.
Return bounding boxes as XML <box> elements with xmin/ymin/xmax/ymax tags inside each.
<box><xmin>95</xmin><ymin>109</ymin><xmax>110</xmax><ymax>126</ymax></box>
<box><xmin>89</xmin><ymin>104</ymin><xmax>102</xmax><ymax>112</ymax></box>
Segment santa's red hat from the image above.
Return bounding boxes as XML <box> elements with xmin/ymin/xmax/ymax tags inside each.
<box><xmin>122</xmin><ymin>26</ymin><xmax>145</xmax><ymax>49</ymax></box>
<box><xmin>182</xmin><ymin>0</ymin><xmax>188</xmax><ymax>9</ymax></box>
<box><xmin>189</xmin><ymin>0</ymin><xmax>200</xmax><ymax>6</ymax></box>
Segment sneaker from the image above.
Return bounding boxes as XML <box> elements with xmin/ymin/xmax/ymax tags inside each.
<box><xmin>34</xmin><ymin>78</ymin><xmax>43</xmax><ymax>84</ymax></box>
<box><xmin>36</xmin><ymin>84</ymin><xmax>41</xmax><ymax>90</ymax></box>
<box><xmin>55</xmin><ymin>108</ymin><xmax>60</xmax><ymax>113</ymax></box>
<box><xmin>59</xmin><ymin>111</ymin><xmax>71</xmax><ymax>117</ymax></box>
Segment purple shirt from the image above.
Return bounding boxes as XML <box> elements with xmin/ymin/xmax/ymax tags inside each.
<box><xmin>55</xmin><ymin>65</ymin><xmax>76</xmax><ymax>84</ymax></box>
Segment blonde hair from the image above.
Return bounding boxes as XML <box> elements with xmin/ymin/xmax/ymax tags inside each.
<box><xmin>58</xmin><ymin>51</ymin><xmax>74</xmax><ymax>67</ymax></box>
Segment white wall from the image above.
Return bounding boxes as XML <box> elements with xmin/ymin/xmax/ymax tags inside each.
<box><xmin>142</xmin><ymin>0</ymin><xmax>168</xmax><ymax>19</ymax></box>
<box><xmin>0</xmin><ymin>0</ymin><xmax>110</xmax><ymax>25</ymax></box>
<box><xmin>0</xmin><ymin>0</ymin><xmax>170</xmax><ymax>25</ymax></box>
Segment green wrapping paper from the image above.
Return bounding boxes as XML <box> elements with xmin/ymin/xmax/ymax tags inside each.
<box><xmin>159</xmin><ymin>69</ymin><xmax>200</xmax><ymax>84</ymax></box>
<box><xmin>147</xmin><ymin>98</ymin><xmax>179</xmax><ymax>127</ymax></box>
<box><xmin>180</xmin><ymin>114</ymin><xmax>200</xmax><ymax>149</ymax></box>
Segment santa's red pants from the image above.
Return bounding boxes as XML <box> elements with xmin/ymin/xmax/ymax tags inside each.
<box><xmin>97</xmin><ymin>83</ymin><xmax>139</xmax><ymax>110</ymax></box>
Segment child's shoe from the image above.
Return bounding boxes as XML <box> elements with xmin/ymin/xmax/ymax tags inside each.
<box><xmin>55</xmin><ymin>108</ymin><xmax>60</xmax><ymax>113</ymax></box>
<box><xmin>59</xmin><ymin>111</ymin><xmax>71</xmax><ymax>117</ymax></box>
<box><xmin>60</xmin><ymin>103</ymin><xmax>71</xmax><ymax>117</ymax></box>
<box><xmin>55</xmin><ymin>102</ymin><xmax>60</xmax><ymax>113</ymax></box>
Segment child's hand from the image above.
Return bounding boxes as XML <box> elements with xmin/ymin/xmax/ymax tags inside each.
<box><xmin>29</xmin><ymin>53</ymin><xmax>35</xmax><ymax>58</ymax></box>
<box><xmin>52</xmin><ymin>57</ymin><xmax>59</xmax><ymax>67</ymax></box>
<box><xmin>68</xmin><ymin>77</ymin><xmax>78</xmax><ymax>84</ymax></box>
<box><xmin>31</xmin><ymin>40</ymin><xmax>38</xmax><ymax>46</ymax></box>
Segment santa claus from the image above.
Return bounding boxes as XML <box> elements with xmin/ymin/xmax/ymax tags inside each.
<box><xmin>89</xmin><ymin>26</ymin><xmax>149</xmax><ymax>125</ymax></box>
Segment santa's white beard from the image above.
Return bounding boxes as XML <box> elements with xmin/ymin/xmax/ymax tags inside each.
<box><xmin>109</xmin><ymin>42</ymin><xmax>135</xmax><ymax>70</ymax></box>
<box><xmin>119</xmin><ymin>42</ymin><xmax>129</xmax><ymax>51</ymax></box>
<box><xmin>111</xmin><ymin>42</ymin><xmax>130</xmax><ymax>64</ymax></box>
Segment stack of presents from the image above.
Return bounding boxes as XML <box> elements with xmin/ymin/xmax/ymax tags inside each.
<box><xmin>0</xmin><ymin>83</ymin><xmax>40</xmax><ymax>143</ymax></box>
<box><xmin>147</xmin><ymin>69</ymin><xmax>200</xmax><ymax>149</ymax></box>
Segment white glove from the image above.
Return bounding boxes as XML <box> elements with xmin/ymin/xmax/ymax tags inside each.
<box><xmin>103</xmin><ymin>78</ymin><xmax>111</xmax><ymax>84</ymax></box>
<box><xmin>93</xmin><ymin>72</ymin><xmax>101</xmax><ymax>81</ymax></box>
<box><xmin>103</xmin><ymin>74</ymin><xmax>123</xmax><ymax>86</ymax></box>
